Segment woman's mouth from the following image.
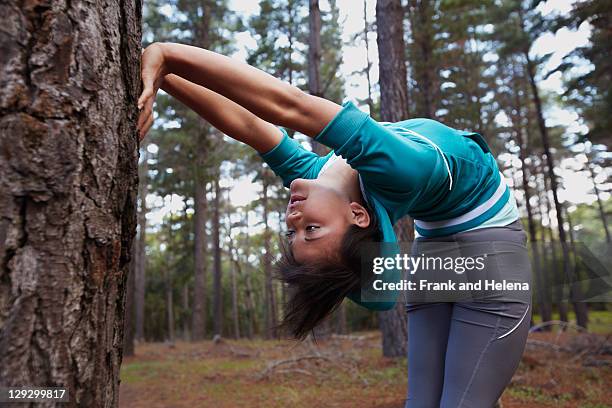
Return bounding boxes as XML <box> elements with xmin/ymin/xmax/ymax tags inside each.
<box><xmin>289</xmin><ymin>194</ymin><xmax>306</xmax><ymax>204</ymax></box>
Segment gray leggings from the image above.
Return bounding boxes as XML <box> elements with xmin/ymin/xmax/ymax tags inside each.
<box><xmin>404</xmin><ymin>221</ymin><xmax>532</xmax><ymax>408</ymax></box>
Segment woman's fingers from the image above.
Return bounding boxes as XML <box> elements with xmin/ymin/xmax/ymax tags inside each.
<box><xmin>137</xmin><ymin>99</ymin><xmax>150</xmax><ymax>128</ymax></box>
<box><xmin>137</xmin><ymin>85</ymin><xmax>153</xmax><ymax>110</ymax></box>
<box><xmin>137</xmin><ymin>96</ymin><xmax>154</xmax><ymax>140</ymax></box>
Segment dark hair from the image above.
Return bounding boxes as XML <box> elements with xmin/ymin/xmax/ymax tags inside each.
<box><xmin>274</xmin><ymin>208</ymin><xmax>381</xmax><ymax>341</ymax></box>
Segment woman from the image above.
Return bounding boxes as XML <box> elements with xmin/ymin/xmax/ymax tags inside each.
<box><xmin>137</xmin><ymin>42</ymin><xmax>532</xmax><ymax>408</ymax></box>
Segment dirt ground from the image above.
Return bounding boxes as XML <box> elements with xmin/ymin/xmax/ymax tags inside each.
<box><xmin>119</xmin><ymin>331</ymin><xmax>611</xmax><ymax>408</ymax></box>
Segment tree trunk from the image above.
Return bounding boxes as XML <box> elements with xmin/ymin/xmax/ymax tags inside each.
<box><xmin>564</xmin><ymin>205</ymin><xmax>581</xmax><ymax>280</ymax></box>
<box><xmin>376</xmin><ymin>0</ymin><xmax>410</xmax><ymax>358</ymax></box>
<box><xmin>377</xmin><ymin>0</ymin><xmax>410</xmax><ymax>123</ymax></box>
<box><xmin>225</xmin><ymin>190</ymin><xmax>240</xmax><ymax>339</ymax></box>
<box><xmin>135</xmin><ymin>142</ymin><xmax>149</xmax><ymax>342</ymax></box>
<box><xmin>540</xmin><ymin>165</ymin><xmax>568</xmax><ymax>323</ymax></box>
<box><xmin>262</xmin><ymin>178</ymin><xmax>277</xmax><ymax>338</ymax></box>
<box><xmin>243</xmin><ymin>210</ymin><xmax>257</xmax><ymax>338</ymax></box>
<box><xmin>533</xmin><ymin>165</ymin><xmax>553</xmax><ymax>321</ymax></box>
<box><xmin>166</xmin><ymin>265</ymin><xmax>175</xmax><ymax>343</ymax></box>
<box><xmin>182</xmin><ymin>284</ymin><xmax>190</xmax><ymax>340</ymax></box>
<box><xmin>212</xmin><ymin>177</ymin><xmax>223</xmax><ymax>337</ymax></box>
<box><xmin>190</xmin><ymin>1</ymin><xmax>213</xmax><ymax>342</ymax></box>
<box><xmin>308</xmin><ymin>0</ymin><xmax>327</xmax><ymax>156</ymax></box>
<box><xmin>531</xmin><ymin>172</ymin><xmax>553</xmax><ymax>327</ymax></box>
<box><xmin>192</xmin><ymin>178</ymin><xmax>208</xmax><ymax>340</ymax></box>
<box><xmin>226</xmin><ymin>216</ymin><xmax>250</xmax><ymax>340</ymax></box>
<box><xmin>0</xmin><ymin>1</ymin><xmax>141</xmax><ymax>406</ymax></box>
<box><xmin>230</xmin><ymin>259</ymin><xmax>240</xmax><ymax>339</ymax></box>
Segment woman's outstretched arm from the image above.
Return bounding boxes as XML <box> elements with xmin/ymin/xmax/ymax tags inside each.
<box><xmin>138</xmin><ymin>42</ymin><xmax>341</xmax><ymax>138</ymax></box>
<box><xmin>151</xmin><ymin>73</ymin><xmax>284</xmax><ymax>153</ymax></box>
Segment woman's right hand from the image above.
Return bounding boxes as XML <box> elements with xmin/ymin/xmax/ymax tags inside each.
<box><xmin>137</xmin><ymin>43</ymin><xmax>168</xmax><ymax>141</ymax></box>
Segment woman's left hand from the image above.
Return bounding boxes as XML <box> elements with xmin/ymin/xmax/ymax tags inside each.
<box><xmin>137</xmin><ymin>43</ymin><xmax>168</xmax><ymax>141</ymax></box>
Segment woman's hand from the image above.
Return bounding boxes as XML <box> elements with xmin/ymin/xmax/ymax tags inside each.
<box><xmin>137</xmin><ymin>43</ymin><xmax>168</xmax><ymax>141</ymax></box>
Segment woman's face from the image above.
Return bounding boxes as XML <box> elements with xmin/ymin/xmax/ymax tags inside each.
<box><xmin>285</xmin><ymin>178</ymin><xmax>356</xmax><ymax>264</ymax></box>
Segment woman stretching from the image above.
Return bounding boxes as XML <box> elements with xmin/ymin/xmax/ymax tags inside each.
<box><xmin>137</xmin><ymin>42</ymin><xmax>532</xmax><ymax>408</ymax></box>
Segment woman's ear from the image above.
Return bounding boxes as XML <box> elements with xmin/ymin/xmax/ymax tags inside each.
<box><xmin>349</xmin><ymin>202</ymin><xmax>371</xmax><ymax>228</ymax></box>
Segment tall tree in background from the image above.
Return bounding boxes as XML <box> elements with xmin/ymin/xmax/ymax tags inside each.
<box><xmin>212</xmin><ymin>173</ymin><xmax>223</xmax><ymax>336</ymax></box>
<box><xmin>165</xmin><ymin>221</ymin><xmax>176</xmax><ymax>343</ymax></box>
<box><xmin>0</xmin><ymin>1</ymin><xmax>141</xmax><ymax>405</ymax></box>
<box><xmin>261</xmin><ymin>175</ymin><xmax>278</xmax><ymax>338</ymax></box>
<box><xmin>225</xmin><ymin>189</ymin><xmax>241</xmax><ymax>339</ymax></box>
<box><xmin>319</xmin><ymin>0</ymin><xmax>345</xmax><ymax>104</ymax></box>
<box><xmin>190</xmin><ymin>0</ymin><xmax>215</xmax><ymax>341</ymax></box>
<box><xmin>307</xmin><ymin>0</ymin><xmax>349</xmax><ymax>336</ymax></box>
<box><xmin>135</xmin><ymin>142</ymin><xmax>149</xmax><ymax>341</ymax></box>
<box><xmin>376</xmin><ymin>0</ymin><xmax>410</xmax><ymax>358</ymax></box>
<box><xmin>308</xmin><ymin>0</ymin><xmax>345</xmax><ymax>153</ymax></box>
<box><xmin>308</xmin><ymin>0</ymin><xmax>327</xmax><ymax>156</ymax></box>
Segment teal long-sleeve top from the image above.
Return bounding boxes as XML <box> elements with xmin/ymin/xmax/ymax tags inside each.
<box><xmin>259</xmin><ymin>101</ymin><xmax>516</xmax><ymax>310</ymax></box>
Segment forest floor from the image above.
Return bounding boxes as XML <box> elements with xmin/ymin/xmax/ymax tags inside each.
<box><xmin>119</xmin><ymin>324</ymin><xmax>611</xmax><ymax>408</ymax></box>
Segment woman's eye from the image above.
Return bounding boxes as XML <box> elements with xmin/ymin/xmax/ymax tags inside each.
<box><xmin>285</xmin><ymin>230</ymin><xmax>295</xmax><ymax>238</ymax></box>
<box><xmin>305</xmin><ymin>225</ymin><xmax>319</xmax><ymax>232</ymax></box>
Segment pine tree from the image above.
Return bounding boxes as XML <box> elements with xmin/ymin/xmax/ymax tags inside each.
<box><xmin>376</xmin><ymin>0</ymin><xmax>410</xmax><ymax>358</ymax></box>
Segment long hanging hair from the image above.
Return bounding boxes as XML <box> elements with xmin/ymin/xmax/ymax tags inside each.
<box><xmin>274</xmin><ymin>206</ymin><xmax>381</xmax><ymax>340</ymax></box>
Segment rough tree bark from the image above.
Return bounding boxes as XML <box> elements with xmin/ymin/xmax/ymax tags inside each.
<box><xmin>376</xmin><ymin>0</ymin><xmax>410</xmax><ymax>358</ymax></box>
<box><xmin>0</xmin><ymin>0</ymin><xmax>141</xmax><ymax>406</ymax></box>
